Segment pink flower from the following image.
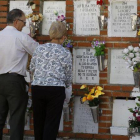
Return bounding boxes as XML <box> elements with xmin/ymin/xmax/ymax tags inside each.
<box><xmin>136</xmin><ymin>116</ymin><xmax>140</xmax><ymax>121</ymax></box>
<box><xmin>56</xmin><ymin>15</ymin><xmax>66</xmax><ymax>22</ymax></box>
<box><xmin>133</xmin><ymin>113</ymin><xmax>136</xmax><ymax>117</ymax></box>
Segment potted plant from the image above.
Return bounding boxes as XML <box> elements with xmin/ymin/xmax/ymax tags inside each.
<box><xmin>122</xmin><ymin>45</ymin><xmax>140</xmax><ymax>87</ymax></box>
<box><xmin>128</xmin><ymin>97</ymin><xmax>140</xmax><ymax>133</ymax></box>
<box><xmin>80</xmin><ymin>85</ymin><xmax>105</xmax><ymax>123</ymax></box>
<box><xmin>91</xmin><ymin>40</ymin><xmax>105</xmax><ymax>71</ymax></box>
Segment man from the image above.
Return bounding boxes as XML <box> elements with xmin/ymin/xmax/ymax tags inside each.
<box><xmin>0</xmin><ymin>9</ymin><xmax>39</xmax><ymax>140</ymax></box>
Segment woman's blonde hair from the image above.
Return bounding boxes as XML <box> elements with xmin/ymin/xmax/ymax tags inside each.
<box><xmin>49</xmin><ymin>21</ymin><xmax>67</xmax><ymax>39</ymax></box>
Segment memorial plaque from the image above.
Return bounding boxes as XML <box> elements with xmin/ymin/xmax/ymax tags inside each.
<box><xmin>109</xmin><ymin>49</ymin><xmax>134</xmax><ymax>84</ymax></box>
<box><xmin>42</xmin><ymin>1</ymin><xmax>66</xmax><ymax>35</ymax></box>
<box><xmin>73</xmin><ymin>48</ymin><xmax>99</xmax><ymax>84</ymax></box>
<box><xmin>108</xmin><ymin>0</ymin><xmax>137</xmax><ymax>37</ymax></box>
<box><xmin>9</xmin><ymin>1</ymin><xmax>33</xmax><ymax>34</ymax></box>
<box><xmin>73</xmin><ymin>96</ymin><xmax>98</xmax><ymax>134</ymax></box>
<box><xmin>112</xmin><ymin>99</ymin><xmax>135</xmax><ymax>127</ymax></box>
<box><xmin>74</xmin><ymin>0</ymin><xmax>100</xmax><ymax>35</ymax></box>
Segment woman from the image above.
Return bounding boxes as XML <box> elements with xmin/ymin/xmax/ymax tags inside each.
<box><xmin>30</xmin><ymin>21</ymin><xmax>72</xmax><ymax>140</ymax></box>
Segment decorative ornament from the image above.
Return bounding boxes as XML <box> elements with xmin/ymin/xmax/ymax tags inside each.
<box><xmin>97</xmin><ymin>0</ymin><xmax>103</xmax><ymax>6</ymax></box>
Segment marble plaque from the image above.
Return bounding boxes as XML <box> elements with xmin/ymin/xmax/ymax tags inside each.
<box><xmin>42</xmin><ymin>1</ymin><xmax>66</xmax><ymax>35</ymax></box>
<box><xmin>73</xmin><ymin>0</ymin><xmax>100</xmax><ymax>35</ymax></box>
<box><xmin>108</xmin><ymin>0</ymin><xmax>137</xmax><ymax>37</ymax></box>
<box><xmin>73</xmin><ymin>48</ymin><xmax>99</xmax><ymax>84</ymax></box>
<box><xmin>112</xmin><ymin>99</ymin><xmax>135</xmax><ymax>127</ymax></box>
<box><xmin>109</xmin><ymin>49</ymin><xmax>134</xmax><ymax>84</ymax></box>
<box><xmin>73</xmin><ymin>96</ymin><xmax>98</xmax><ymax>134</ymax></box>
<box><xmin>9</xmin><ymin>1</ymin><xmax>32</xmax><ymax>34</ymax></box>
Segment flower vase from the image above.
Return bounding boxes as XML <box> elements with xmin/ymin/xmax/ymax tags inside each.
<box><xmin>29</xmin><ymin>23</ymin><xmax>36</xmax><ymax>37</ymax></box>
<box><xmin>96</xmin><ymin>55</ymin><xmax>105</xmax><ymax>71</ymax></box>
<box><xmin>90</xmin><ymin>105</ymin><xmax>99</xmax><ymax>123</ymax></box>
<box><xmin>133</xmin><ymin>72</ymin><xmax>140</xmax><ymax>88</ymax></box>
<box><xmin>138</xmin><ymin>126</ymin><xmax>140</xmax><ymax>133</ymax></box>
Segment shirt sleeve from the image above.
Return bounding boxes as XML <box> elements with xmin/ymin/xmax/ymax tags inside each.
<box><xmin>65</xmin><ymin>52</ymin><xmax>72</xmax><ymax>88</ymax></box>
<box><xmin>18</xmin><ymin>34</ymin><xmax>39</xmax><ymax>55</ymax></box>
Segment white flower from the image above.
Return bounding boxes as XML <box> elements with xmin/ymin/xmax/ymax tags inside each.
<box><xmin>135</xmin><ymin>97</ymin><xmax>140</xmax><ymax>103</ymax></box>
<box><xmin>135</xmin><ymin>53</ymin><xmax>140</xmax><ymax>57</ymax></box>
<box><xmin>128</xmin><ymin>60</ymin><xmax>133</xmax><ymax>65</ymax></box>
<box><xmin>35</xmin><ymin>15</ymin><xmax>39</xmax><ymax>21</ymax></box>
<box><xmin>129</xmin><ymin>116</ymin><xmax>133</xmax><ymax>120</ymax></box>
<box><xmin>134</xmin><ymin>47</ymin><xmax>139</xmax><ymax>52</ymax></box>
<box><xmin>124</xmin><ymin>56</ymin><xmax>130</xmax><ymax>61</ymax></box>
<box><xmin>39</xmin><ymin>13</ymin><xmax>43</xmax><ymax>18</ymax></box>
<box><xmin>132</xmin><ymin>58</ymin><xmax>136</xmax><ymax>62</ymax></box>
<box><xmin>123</xmin><ymin>48</ymin><xmax>129</xmax><ymax>54</ymax></box>
<box><xmin>136</xmin><ymin>114</ymin><xmax>140</xmax><ymax>117</ymax></box>
<box><xmin>128</xmin><ymin>45</ymin><xmax>134</xmax><ymax>51</ymax></box>
<box><xmin>31</xmin><ymin>4</ymin><xmax>36</xmax><ymax>10</ymax></box>
<box><xmin>133</xmin><ymin>62</ymin><xmax>137</xmax><ymax>65</ymax></box>
<box><xmin>130</xmin><ymin>66</ymin><xmax>134</xmax><ymax>70</ymax></box>
<box><xmin>54</xmin><ymin>10</ymin><xmax>58</xmax><ymax>16</ymax></box>
<box><xmin>135</xmin><ymin>57</ymin><xmax>140</xmax><ymax>62</ymax></box>
<box><xmin>129</xmin><ymin>53</ymin><xmax>134</xmax><ymax>58</ymax></box>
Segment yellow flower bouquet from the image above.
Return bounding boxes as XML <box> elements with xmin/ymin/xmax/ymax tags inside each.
<box><xmin>80</xmin><ymin>85</ymin><xmax>105</xmax><ymax>107</ymax></box>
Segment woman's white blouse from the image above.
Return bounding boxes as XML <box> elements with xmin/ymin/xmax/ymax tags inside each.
<box><xmin>30</xmin><ymin>43</ymin><xmax>72</xmax><ymax>87</ymax></box>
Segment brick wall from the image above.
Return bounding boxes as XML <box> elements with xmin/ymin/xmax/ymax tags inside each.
<box><xmin>1</xmin><ymin>0</ymin><xmax>140</xmax><ymax>139</ymax></box>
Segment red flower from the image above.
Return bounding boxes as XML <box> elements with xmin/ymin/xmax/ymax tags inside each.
<box><xmin>133</xmin><ymin>113</ymin><xmax>136</xmax><ymax>117</ymax></box>
<box><xmin>97</xmin><ymin>0</ymin><xmax>103</xmax><ymax>5</ymax></box>
<box><xmin>136</xmin><ymin>116</ymin><xmax>140</xmax><ymax>121</ymax></box>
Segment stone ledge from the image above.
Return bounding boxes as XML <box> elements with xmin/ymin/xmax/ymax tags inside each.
<box><xmin>3</xmin><ymin>135</ymin><xmax>90</xmax><ymax>140</ymax></box>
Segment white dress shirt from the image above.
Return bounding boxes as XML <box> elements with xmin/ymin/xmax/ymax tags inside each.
<box><xmin>0</xmin><ymin>26</ymin><xmax>39</xmax><ymax>76</ymax></box>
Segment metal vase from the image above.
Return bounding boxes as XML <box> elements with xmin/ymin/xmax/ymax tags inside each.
<box><xmin>63</xmin><ymin>106</ymin><xmax>69</xmax><ymax>122</ymax></box>
<box><xmin>90</xmin><ymin>106</ymin><xmax>99</xmax><ymax>123</ymax></box>
<box><xmin>133</xmin><ymin>72</ymin><xmax>140</xmax><ymax>88</ymax></box>
<box><xmin>98</xmin><ymin>15</ymin><xmax>105</xmax><ymax>30</ymax></box>
<box><xmin>96</xmin><ymin>55</ymin><xmax>105</xmax><ymax>71</ymax></box>
<box><xmin>29</xmin><ymin>23</ymin><xmax>36</xmax><ymax>37</ymax></box>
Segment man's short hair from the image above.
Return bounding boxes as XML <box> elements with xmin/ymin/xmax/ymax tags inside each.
<box><xmin>49</xmin><ymin>21</ymin><xmax>67</xmax><ymax>39</ymax></box>
<box><xmin>7</xmin><ymin>9</ymin><xmax>25</xmax><ymax>24</ymax></box>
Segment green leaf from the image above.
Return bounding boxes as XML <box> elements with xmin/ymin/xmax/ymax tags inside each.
<box><xmin>134</xmin><ymin>67</ymin><xmax>138</xmax><ymax>72</ymax></box>
<box><xmin>136</xmin><ymin>103</ymin><xmax>140</xmax><ymax>107</ymax></box>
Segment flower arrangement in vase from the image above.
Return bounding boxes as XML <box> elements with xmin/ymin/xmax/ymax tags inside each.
<box><xmin>123</xmin><ymin>45</ymin><xmax>140</xmax><ymax>88</ymax></box>
<box><xmin>62</xmin><ymin>39</ymin><xmax>73</xmax><ymax>52</ymax></box>
<box><xmin>128</xmin><ymin>97</ymin><xmax>140</xmax><ymax>133</ymax></box>
<box><xmin>80</xmin><ymin>85</ymin><xmax>105</xmax><ymax>123</ymax></box>
<box><xmin>91</xmin><ymin>39</ymin><xmax>105</xmax><ymax>71</ymax></box>
<box><xmin>26</xmin><ymin>13</ymin><xmax>43</xmax><ymax>37</ymax></box>
<box><xmin>54</xmin><ymin>10</ymin><xmax>70</xmax><ymax>30</ymax></box>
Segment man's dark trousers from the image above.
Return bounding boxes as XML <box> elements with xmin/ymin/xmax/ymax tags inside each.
<box><xmin>0</xmin><ymin>74</ymin><xmax>28</xmax><ymax>140</ymax></box>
